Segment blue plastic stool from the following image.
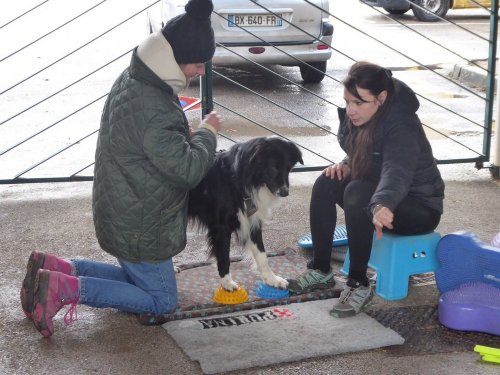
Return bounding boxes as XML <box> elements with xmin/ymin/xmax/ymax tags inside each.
<box><xmin>340</xmin><ymin>231</ymin><xmax>441</xmax><ymax>300</ymax></box>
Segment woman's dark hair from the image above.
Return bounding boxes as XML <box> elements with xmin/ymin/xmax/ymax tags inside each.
<box><xmin>343</xmin><ymin>61</ymin><xmax>395</xmax><ymax>179</ymax></box>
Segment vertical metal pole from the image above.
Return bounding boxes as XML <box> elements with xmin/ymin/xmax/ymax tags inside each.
<box><xmin>479</xmin><ymin>0</ymin><xmax>498</xmax><ymax>169</ymax></box>
<box><xmin>493</xmin><ymin>79</ymin><xmax>500</xmax><ymax>175</ymax></box>
<box><xmin>200</xmin><ymin>61</ymin><xmax>214</xmax><ymax>119</ymax></box>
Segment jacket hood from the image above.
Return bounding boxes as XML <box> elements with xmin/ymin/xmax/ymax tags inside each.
<box><xmin>136</xmin><ymin>32</ymin><xmax>187</xmax><ymax>94</ymax></box>
<box><xmin>391</xmin><ymin>78</ymin><xmax>419</xmax><ymax>115</ymax></box>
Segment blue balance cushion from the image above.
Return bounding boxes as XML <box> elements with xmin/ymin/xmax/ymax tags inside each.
<box><xmin>297</xmin><ymin>224</ymin><xmax>348</xmax><ymax>249</ymax></box>
<box><xmin>436</xmin><ymin>231</ymin><xmax>500</xmax><ymax>294</ymax></box>
<box><xmin>255</xmin><ymin>281</ymin><xmax>289</xmax><ymax>299</ymax></box>
<box><xmin>439</xmin><ymin>281</ymin><xmax>500</xmax><ymax>336</ymax></box>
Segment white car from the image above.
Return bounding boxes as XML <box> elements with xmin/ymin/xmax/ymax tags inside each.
<box><xmin>147</xmin><ymin>0</ymin><xmax>334</xmax><ymax>83</ymax></box>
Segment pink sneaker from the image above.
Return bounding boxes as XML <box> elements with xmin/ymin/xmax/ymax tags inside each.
<box><xmin>32</xmin><ymin>269</ymin><xmax>79</xmax><ymax>338</ymax></box>
<box><xmin>20</xmin><ymin>251</ymin><xmax>74</xmax><ymax>319</ymax></box>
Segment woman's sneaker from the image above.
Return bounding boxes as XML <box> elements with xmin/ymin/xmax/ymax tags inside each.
<box><xmin>287</xmin><ymin>268</ymin><xmax>335</xmax><ymax>294</ymax></box>
<box><xmin>330</xmin><ymin>278</ymin><xmax>373</xmax><ymax>318</ymax></box>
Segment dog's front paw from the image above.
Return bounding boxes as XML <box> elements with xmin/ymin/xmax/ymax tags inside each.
<box><xmin>262</xmin><ymin>274</ymin><xmax>289</xmax><ymax>289</ymax></box>
<box><xmin>220</xmin><ymin>274</ymin><xmax>239</xmax><ymax>291</ymax></box>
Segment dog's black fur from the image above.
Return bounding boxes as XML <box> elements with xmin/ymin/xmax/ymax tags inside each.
<box><xmin>188</xmin><ymin>137</ymin><xmax>303</xmax><ymax>290</ymax></box>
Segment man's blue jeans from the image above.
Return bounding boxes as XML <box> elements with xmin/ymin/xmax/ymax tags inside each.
<box><xmin>72</xmin><ymin>258</ymin><xmax>178</xmax><ymax>315</ymax></box>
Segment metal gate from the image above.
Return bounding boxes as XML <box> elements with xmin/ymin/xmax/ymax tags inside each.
<box><xmin>0</xmin><ymin>0</ymin><xmax>498</xmax><ymax>184</ymax></box>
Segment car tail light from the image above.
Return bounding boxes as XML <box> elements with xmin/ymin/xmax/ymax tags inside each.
<box><xmin>317</xmin><ymin>44</ymin><xmax>329</xmax><ymax>50</ymax></box>
<box><xmin>248</xmin><ymin>47</ymin><xmax>265</xmax><ymax>54</ymax></box>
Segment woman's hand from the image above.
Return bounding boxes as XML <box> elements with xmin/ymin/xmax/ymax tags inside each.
<box><xmin>323</xmin><ymin>163</ymin><xmax>350</xmax><ymax>180</ymax></box>
<box><xmin>372</xmin><ymin>205</ymin><xmax>394</xmax><ymax>239</ymax></box>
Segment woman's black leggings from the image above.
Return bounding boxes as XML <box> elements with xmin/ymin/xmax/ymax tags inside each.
<box><xmin>309</xmin><ymin>173</ymin><xmax>441</xmax><ymax>284</ymax></box>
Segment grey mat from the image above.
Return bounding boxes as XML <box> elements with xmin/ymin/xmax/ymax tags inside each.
<box><xmin>163</xmin><ymin>299</ymin><xmax>404</xmax><ymax>374</ymax></box>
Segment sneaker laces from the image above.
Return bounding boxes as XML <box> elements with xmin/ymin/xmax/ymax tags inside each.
<box><xmin>63</xmin><ymin>302</ymin><xmax>78</xmax><ymax>325</ymax></box>
<box><xmin>297</xmin><ymin>270</ymin><xmax>315</xmax><ymax>288</ymax></box>
<box><xmin>338</xmin><ymin>285</ymin><xmax>371</xmax><ymax>312</ymax></box>
<box><xmin>339</xmin><ymin>287</ymin><xmax>354</xmax><ymax>304</ymax></box>
<box><xmin>59</xmin><ymin>276</ymin><xmax>80</xmax><ymax>325</ymax></box>
<box><xmin>59</xmin><ymin>277</ymin><xmax>79</xmax><ymax>325</ymax></box>
<box><xmin>298</xmin><ymin>269</ymin><xmax>329</xmax><ymax>288</ymax></box>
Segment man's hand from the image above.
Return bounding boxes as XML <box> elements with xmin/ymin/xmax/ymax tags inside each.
<box><xmin>203</xmin><ymin>111</ymin><xmax>223</xmax><ymax>132</ymax></box>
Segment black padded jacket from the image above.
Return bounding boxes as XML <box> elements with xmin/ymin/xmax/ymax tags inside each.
<box><xmin>337</xmin><ymin>78</ymin><xmax>445</xmax><ymax>215</ymax></box>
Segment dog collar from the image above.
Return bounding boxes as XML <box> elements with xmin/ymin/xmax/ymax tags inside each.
<box><xmin>244</xmin><ymin>197</ymin><xmax>257</xmax><ymax>216</ymax></box>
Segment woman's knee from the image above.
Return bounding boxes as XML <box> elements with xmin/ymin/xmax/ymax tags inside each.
<box><xmin>343</xmin><ymin>180</ymin><xmax>376</xmax><ymax>210</ymax></box>
<box><xmin>312</xmin><ymin>173</ymin><xmax>344</xmax><ymax>201</ymax></box>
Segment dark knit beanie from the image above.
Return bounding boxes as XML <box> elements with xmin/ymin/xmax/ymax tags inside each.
<box><xmin>161</xmin><ymin>0</ymin><xmax>215</xmax><ymax>64</ymax></box>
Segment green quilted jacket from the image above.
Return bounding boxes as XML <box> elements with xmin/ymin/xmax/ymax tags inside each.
<box><xmin>92</xmin><ymin>49</ymin><xmax>217</xmax><ymax>262</ymax></box>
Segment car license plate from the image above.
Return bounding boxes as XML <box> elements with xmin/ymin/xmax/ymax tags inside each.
<box><xmin>228</xmin><ymin>14</ymin><xmax>283</xmax><ymax>27</ymax></box>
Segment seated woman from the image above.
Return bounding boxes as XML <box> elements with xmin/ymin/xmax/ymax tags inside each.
<box><xmin>288</xmin><ymin>61</ymin><xmax>445</xmax><ymax>318</ymax></box>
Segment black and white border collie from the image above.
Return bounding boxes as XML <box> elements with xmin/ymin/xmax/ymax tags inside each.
<box><xmin>188</xmin><ymin>137</ymin><xmax>303</xmax><ymax>291</ymax></box>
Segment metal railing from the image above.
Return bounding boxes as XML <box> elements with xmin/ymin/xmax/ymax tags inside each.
<box><xmin>0</xmin><ymin>0</ymin><xmax>497</xmax><ymax>183</ymax></box>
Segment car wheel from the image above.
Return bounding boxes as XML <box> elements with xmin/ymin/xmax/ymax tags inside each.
<box><xmin>411</xmin><ymin>0</ymin><xmax>450</xmax><ymax>22</ymax></box>
<box><xmin>383</xmin><ymin>7</ymin><xmax>410</xmax><ymax>15</ymax></box>
<box><xmin>300</xmin><ymin>61</ymin><xmax>327</xmax><ymax>84</ymax></box>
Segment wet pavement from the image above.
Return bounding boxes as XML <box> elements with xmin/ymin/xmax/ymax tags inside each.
<box><xmin>1</xmin><ymin>1</ymin><xmax>499</xmax><ymax>372</ymax></box>
<box><xmin>1</xmin><ymin>161</ymin><xmax>499</xmax><ymax>374</ymax></box>
<box><xmin>1</xmin><ymin>55</ymin><xmax>499</xmax><ymax>375</ymax></box>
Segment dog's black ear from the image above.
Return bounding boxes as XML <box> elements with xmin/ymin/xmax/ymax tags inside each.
<box><xmin>289</xmin><ymin>142</ymin><xmax>304</xmax><ymax>165</ymax></box>
<box><xmin>297</xmin><ymin>152</ymin><xmax>304</xmax><ymax>165</ymax></box>
<box><xmin>248</xmin><ymin>138</ymin><xmax>267</xmax><ymax>167</ymax></box>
